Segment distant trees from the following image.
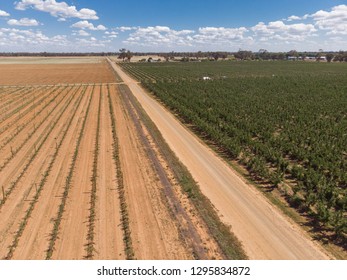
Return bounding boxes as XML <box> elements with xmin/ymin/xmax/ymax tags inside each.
<box><xmin>326</xmin><ymin>53</ymin><xmax>334</xmax><ymax>63</ymax></box>
<box><xmin>3</xmin><ymin>50</ymin><xmax>347</xmax><ymax>64</ymax></box>
<box><xmin>333</xmin><ymin>51</ymin><xmax>347</xmax><ymax>62</ymax></box>
<box><xmin>118</xmin><ymin>48</ymin><xmax>133</xmax><ymax>62</ymax></box>
<box><xmin>287</xmin><ymin>50</ymin><xmax>299</xmax><ymax>59</ymax></box>
<box><xmin>234</xmin><ymin>50</ymin><xmax>254</xmax><ymax>60</ymax></box>
<box><xmin>258</xmin><ymin>49</ymin><xmax>270</xmax><ymax>60</ymax></box>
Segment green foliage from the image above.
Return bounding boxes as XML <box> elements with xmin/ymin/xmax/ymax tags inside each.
<box><xmin>121</xmin><ymin>60</ymin><xmax>347</xmax><ymax>236</ymax></box>
<box><xmin>107</xmin><ymin>85</ymin><xmax>134</xmax><ymax>260</ymax></box>
<box><xmin>86</xmin><ymin>87</ymin><xmax>102</xmax><ymax>260</ymax></box>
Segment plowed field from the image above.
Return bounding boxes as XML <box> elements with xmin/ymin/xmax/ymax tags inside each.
<box><xmin>0</xmin><ymin>59</ymin><xmax>226</xmax><ymax>260</ymax></box>
<box><xmin>0</xmin><ymin>61</ymin><xmax>116</xmax><ymax>85</ymax></box>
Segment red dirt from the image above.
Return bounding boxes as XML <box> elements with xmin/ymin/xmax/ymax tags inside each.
<box><xmin>0</xmin><ymin>62</ymin><xmax>115</xmax><ymax>85</ymax></box>
<box><xmin>0</xmin><ymin>62</ymin><xmax>237</xmax><ymax>260</ymax></box>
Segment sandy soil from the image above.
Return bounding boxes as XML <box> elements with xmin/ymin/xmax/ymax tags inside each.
<box><xmin>93</xmin><ymin>85</ymin><xmax>124</xmax><ymax>259</ymax></box>
<box><xmin>0</xmin><ymin>85</ymin><xmax>82</xmax><ymax>259</ymax></box>
<box><xmin>139</xmin><ymin>117</ymin><xmax>225</xmax><ymax>259</ymax></box>
<box><xmin>0</xmin><ymin>61</ymin><xmax>115</xmax><ymax>85</ymax></box>
<box><xmin>0</xmin><ymin>78</ymin><xmax>219</xmax><ymax>259</ymax></box>
<box><xmin>109</xmin><ymin>59</ymin><xmax>331</xmax><ymax>260</ymax></box>
<box><xmin>51</xmin><ymin>86</ymin><xmax>97</xmax><ymax>259</ymax></box>
<box><xmin>0</xmin><ymin>86</ymin><xmax>65</xmax><ymax>163</ymax></box>
<box><xmin>110</xmin><ymin>85</ymin><xmax>191</xmax><ymax>260</ymax></box>
<box><xmin>9</xmin><ymin>86</ymin><xmax>87</xmax><ymax>259</ymax></box>
<box><xmin>0</xmin><ymin>57</ymin><xmax>104</xmax><ymax>65</ymax></box>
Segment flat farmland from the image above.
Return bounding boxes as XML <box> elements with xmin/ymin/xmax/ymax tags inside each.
<box><xmin>0</xmin><ymin>60</ymin><xmax>117</xmax><ymax>85</ymax></box>
<box><xmin>0</xmin><ymin>58</ymin><xmax>242</xmax><ymax>260</ymax></box>
<box><xmin>119</xmin><ymin>60</ymin><xmax>346</xmax><ymax>259</ymax></box>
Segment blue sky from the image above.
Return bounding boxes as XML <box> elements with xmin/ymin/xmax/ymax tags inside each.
<box><xmin>0</xmin><ymin>0</ymin><xmax>347</xmax><ymax>52</ymax></box>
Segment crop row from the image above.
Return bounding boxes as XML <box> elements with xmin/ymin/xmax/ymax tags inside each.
<box><xmin>4</xmin><ymin>86</ymin><xmax>85</xmax><ymax>259</ymax></box>
<box><xmin>46</xmin><ymin>86</ymin><xmax>92</xmax><ymax>259</ymax></box>
<box><xmin>0</xmin><ymin>86</ymin><xmax>74</xmax><ymax>174</ymax></box>
<box><xmin>0</xmin><ymin>86</ymin><xmax>58</xmax><ymax>137</ymax></box>
<box><xmin>115</xmin><ymin>82</ymin><xmax>247</xmax><ymax>259</ymax></box>
<box><xmin>0</xmin><ymin>86</ymin><xmax>51</xmax><ymax>127</ymax></box>
<box><xmin>85</xmin><ymin>88</ymin><xmax>102</xmax><ymax>259</ymax></box>
<box><xmin>121</xmin><ymin>60</ymin><xmax>347</xmax><ymax>82</ymax></box>
<box><xmin>107</xmin><ymin>85</ymin><xmax>134</xmax><ymax>259</ymax></box>
<box><xmin>0</xmin><ymin>86</ymin><xmax>80</xmax><ymax>208</ymax></box>
<box><xmin>0</xmin><ymin>86</ymin><xmax>69</xmax><ymax>153</ymax></box>
<box><xmin>122</xmin><ymin>61</ymin><xmax>347</xmax><ymax>238</ymax></box>
<box><xmin>0</xmin><ymin>86</ymin><xmax>30</xmax><ymax>112</ymax></box>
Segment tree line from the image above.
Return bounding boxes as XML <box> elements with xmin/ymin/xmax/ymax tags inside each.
<box><xmin>2</xmin><ymin>50</ymin><xmax>347</xmax><ymax>62</ymax></box>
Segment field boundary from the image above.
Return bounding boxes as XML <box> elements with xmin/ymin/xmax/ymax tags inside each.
<box><xmin>108</xmin><ymin>59</ymin><xmax>248</xmax><ymax>259</ymax></box>
<box><xmin>0</xmin><ymin>82</ymin><xmax>135</xmax><ymax>88</ymax></box>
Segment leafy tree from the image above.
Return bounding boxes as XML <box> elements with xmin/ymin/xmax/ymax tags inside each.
<box><xmin>118</xmin><ymin>48</ymin><xmax>128</xmax><ymax>61</ymax></box>
<box><xmin>126</xmin><ymin>50</ymin><xmax>133</xmax><ymax>62</ymax></box>
<box><xmin>326</xmin><ymin>53</ymin><xmax>334</xmax><ymax>63</ymax></box>
<box><xmin>234</xmin><ymin>50</ymin><xmax>253</xmax><ymax>60</ymax></box>
<box><xmin>287</xmin><ymin>50</ymin><xmax>298</xmax><ymax>58</ymax></box>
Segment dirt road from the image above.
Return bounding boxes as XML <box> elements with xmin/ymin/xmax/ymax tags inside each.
<box><xmin>109</xmin><ymin>59</ymin><xmax>331</xmax><ymax>260</ymax></box>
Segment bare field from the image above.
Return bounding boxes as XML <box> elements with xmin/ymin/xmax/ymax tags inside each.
<box><xmin>0</xmin><ymin>56</ymin><xmax>105</xmax><ymax>65</ymax></box>
<box><xmin>0</xmin><ymin>64</ymin><xmax>225</xmax><ymax>259</ymax></box>
<box><xmin>0</xmin><ymin>60</ymin><xmax>115</xmax><ymax>85</ymax></box>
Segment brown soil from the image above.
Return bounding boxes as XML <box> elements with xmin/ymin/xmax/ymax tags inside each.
<box><xmin>110</xmin><ymin>85</ymin><xmax>190</xmax><ymax>259</ymax></box>
<box><xmin>116</xmin><ymin>84</ymin><xmax>224</xmax><ymax>259</ymax></box>
<box><xmin>0</xmin><ymin>85</ymin><xmax>85</xmax><ymax>259</ymax></box>
<box><xmin>0</xmin><ymin>62</ymin><xmax>224</xmax><ymax>259</ymax></box>
<box><xmin>9</xmin><ymin>86</ymin><xmax>87</xmax><ymax>259</ymax></box>
<box><xmin>93</xmin><ymin>84</ymin><xmax>124</xmax><ymax>259</ymax></box>
<box><xmin>0</xmin><ymin>61</ymin><xmax>115</xmax><ymax>85</ymax></box>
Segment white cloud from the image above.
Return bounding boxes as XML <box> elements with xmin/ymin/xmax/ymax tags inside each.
<box><xmin>0</xmin><ymin>27</ymin><xmax>114</xmax><ymax>52</ymax></box>
<box><xmin>193</xmin><ymin>27</ymin><xmax>249</xmax><ymax>44</ymax></box>
<box><xmin>2</xmin><ymin>4</ymin><xmax>347</xmax><ymax>52</ymax></box>
<box><xmin>120</xmin><ymin>5</ymin><xmax>347</xmax><ymax>51</ymax></box>
<box><xmin>76</xmin><ymin>37</ymin><xmax>106</xmax><ymax>48</ymax></box>
<box><xmin>105</xmin><ymin>31</ymin><xmax>118</xmax><ymax>35</ymax></box>
<box><xmin>105</xmin><ymin>31</ymin><xmax>118</xmax><ymax>38</ymax></box>
<box><xmin>0</xmin><ymin>27</ymin><xmax>68</xmax><ymax>49</ymax></box>
<box><xmin>116</xmin><ymin>26</ymin><xmax>138</xmax><ymax>32</ymax></box>
<box><xmin>252</xmin><ymin>21</ymin><xmax>316</xmax><ymax>41</ymax></box>
<box><xmin>287</xmin><ymin>15</ymin><xmax>301</xmax><ymax>21</ymax></box>
<box><xmin>7</xmin><ymin>18</ymin><xmax>40</xmax><ymax>26</ymax></box>
<box><xmin>71</xmin><ymin>20</ymin><xmax>107</xmax><ymax>31</ymax></box>
<box><xmin>124</xmin><ymin>26</ymin><xmax>195</xmax><ymax>47</ymax></box>
<box><xmin>0</xmin><ymin>10</ymin><xmax>10</xmax><ymax>17</ymax></box>
<box><xmin>311</xmin><ymin>5</ymin><xmax>347</xmax><ymax>35</ymax></box>
<box><xmin>15</xmin><ymin>0</ymin><xmax>98</xmax><ymax>20</ymax></box>
<box><xmin>123</xmin><ymin>25</ymin><xmax>255</xmax><ymax>50</ymax></box>
<box><xmin>73</xmin><ymin>30</ymin><xmax>90</xmax><ymax>37</ymax></box>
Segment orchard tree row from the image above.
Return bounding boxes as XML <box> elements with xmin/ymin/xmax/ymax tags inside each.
<box><xmin>121</xmin><ymin>61</ymin><xmax>347</xmax><ymax>238</ymax></box>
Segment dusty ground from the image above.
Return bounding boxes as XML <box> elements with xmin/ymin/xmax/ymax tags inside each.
<box><xmin>109</xmin><ymin>59</ymin><xmax>332</xmax><ymax>260</ymax></box>
<box><xmin>0</xmin><ymin>61</ymin><xmax>115</xmax><ymax>85</ymax></box>
<box><xmin>0</xmin><ymin>62</ymin><xmax>223</xmax><ymax>259</ymax></box>
<box><xmin>0</xmin><ymin>57</ymin><xmax>105</xmax><ymax>65</ymax></box>
<box><xmin>115</xmin><ymin>84</ymin><xmax>224</xmax><ymax>259</ymax></box>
